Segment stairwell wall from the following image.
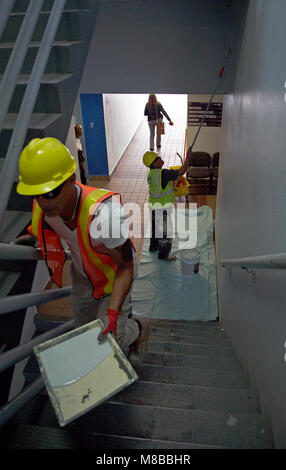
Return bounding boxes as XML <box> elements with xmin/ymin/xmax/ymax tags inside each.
<box><xmin>215</xmin><ymin>0</ymin><xmax>286</xmax><ymax>448</ymax></box>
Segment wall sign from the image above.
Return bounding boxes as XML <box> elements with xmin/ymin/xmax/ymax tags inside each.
<box><xmin>188</xmin><ymin>102</ymin><xmax>223</xmax><ymax>127</ymax></box>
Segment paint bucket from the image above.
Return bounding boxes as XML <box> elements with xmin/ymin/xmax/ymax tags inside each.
<box><xmin>180</xmin><ymin>249</ymin><xmax>200</xmax><ymax>276</ymax></box>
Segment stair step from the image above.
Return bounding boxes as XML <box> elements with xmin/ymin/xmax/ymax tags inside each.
<box><xmin>0</xmin><ymin>41</ymin><xmax>82</xmax><ymax>75</ymax></box>
<box><xmin>146</xmin><ymin>318</ymin><xmax>220</xmax><ymax>328</ymax></box>
<box><xmin>148</xmin><ymin>340</ymin><xmax>234</xmax><ymax>358</ymax></box>
<box><xmin>73</xmin><ymin>402</ymin><xmax>272</xmax><ymax>449</ymax></box>
<box><xmin>150</xmin><ymin>332</ymin><xmax>231</xmax><ymax>346</ymax></box>
<box><xmin>149</xmin><ymin>325</ymin><xmax>227</xmax><ymax>338</ymax></box>
<box><xmin>144</xmin><ymin>352</ymin><xmax>242</xmax><ymax>370</ymax></box>
<box><xmin>139</xmin><ymin>364</ymin><xmax>251</xmax><ymax>389</ymax></box>
<box><xmin>0</xmin><ymin>211</ymin><xmax>31</xmax><ymax>242</ymax></box>
<box><xmin>0</xmin><ymin>74</ymin><xmax>72</xmax><ymax>114</ymax></box>
<box><xmin>0</xmin><ymin>113</ymin><xmax>62</xmax><ymax>157</ymax></box>
<box><xmin>12</xmin><ymin>395</ymin><xmax>271</xmax><ymax>448</ymax></box>
<box><xmin>7</xmin><ymin>423</ymin><xmax>227</xmax><ymax>449</ymax></box>
<box><xmin>3</xmin><ymin>10</ymin><xmax>90</xmax><ymax>43</ymax></box>
<box><xmin>12</xmin><ymin>0</ymin><xmax>91</xmax><ymax>12</ymax></box>
<box><xmin>111</xmin><ymin>381</ymin><xmax>260</xmax><ymax>414</ymax></box>
<box><xmin>0</xmin><ymin>271</ymin><xmax>21</xmax><ymax>297</ymax></box>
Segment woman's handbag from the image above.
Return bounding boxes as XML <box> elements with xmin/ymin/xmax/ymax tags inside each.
<box><xmin>156</xmin><ymin>105</ymin><xmax>165</xmax><ymax>135</ymax></box>
<box><xmin>156</xmin><ymin>121</ymin><xmax>165</xmax><ymax>135</ymax></box>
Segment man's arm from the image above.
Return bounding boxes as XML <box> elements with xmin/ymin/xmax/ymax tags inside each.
<box><xmin>106</xmin><ymin>238</ymin><xmax>134</xmax><ymax>311</ymax></box>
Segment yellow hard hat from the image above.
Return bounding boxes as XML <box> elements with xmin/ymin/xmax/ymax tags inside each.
<box><xmin>17</xmin><ymin>137</ymin><xmax>77</xmax><ymax>196</ymax></box>
<box><xmin>143</xmin><ymin>151</ymin><xmax>158</xmax><ymax>167</ymax></box>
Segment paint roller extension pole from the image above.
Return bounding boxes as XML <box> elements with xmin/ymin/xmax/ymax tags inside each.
<box><xmin>189</xmin><ymin>65</ymin><xmax>226</xmax><ymax>153</ymax></box>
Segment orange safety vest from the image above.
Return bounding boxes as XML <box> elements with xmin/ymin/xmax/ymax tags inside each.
<box><xmin>28</xmin><ymin>182</ymin><xmax>127</xmax><ymax>298</ymax></box>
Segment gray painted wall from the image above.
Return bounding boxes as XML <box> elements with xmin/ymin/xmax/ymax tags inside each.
<box><xmin>216</xmin><ymin>0</ymin><xmax>286</xmax><ymax>448</ymax></box>
<box><xmin>79</xmin><ymin>0</ymin><xmax>232</xmax><ymax>94</ymax></box>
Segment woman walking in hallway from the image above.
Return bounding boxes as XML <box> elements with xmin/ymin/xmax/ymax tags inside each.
<box><xmin>144</xmin><ymin>94</ymin><xmax>173</xmax><ymax>151</ymax></box>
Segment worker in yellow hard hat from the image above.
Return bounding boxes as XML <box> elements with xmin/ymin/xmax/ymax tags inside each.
<box><xmin>143</xmin><ymin>150</ymin><xmax>190</xmax><ymax>261</ymax></box>
<box><xmin>16</xmin><ymin>137</ymin><xmax>149</xmax><ymax>367</ymax></box>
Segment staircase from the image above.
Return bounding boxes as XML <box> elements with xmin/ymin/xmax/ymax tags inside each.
<box><xmin>0</xmin><ymin>0</ymin><xmax>99</xmax><ymax>404</ymax></box>
<box><xmin>0</xmin><ymin>0</ymin><xmax>99</xmax><ymax>234</ymax></box>
<box><xmin>3</xmin><ymin>317</ymin><xmax>273</xmax><ymax>449</ymax></box>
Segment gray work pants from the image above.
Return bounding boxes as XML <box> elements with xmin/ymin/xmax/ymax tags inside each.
<box><xmin>70</xmin><ymin>263</ymin><xmax>139</xmax><ymax>356</ymax></box>
<box><xmin>148</xmin><ymin>119</ymin><xmax>162</xmax><ymax>149</ymax></box>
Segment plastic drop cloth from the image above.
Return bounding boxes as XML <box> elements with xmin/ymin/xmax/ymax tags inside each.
<box><xmin>131</xmin><ymin>206</ymin><xmax>218</xmax><ymax>321</ymax></box>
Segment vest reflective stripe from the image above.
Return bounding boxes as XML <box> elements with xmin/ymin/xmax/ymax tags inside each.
<box><xmin>148</xmin><ymin>169</ymin><xmax>175</xmax><ymax>207</ymax></box>
<box><xmin>28</xmin><ymin>200</ymin><xmax>66</xmax><ymax>287</ymax></box>
<box><xmin>77</xmin><ymin>185</ymin><xmax>117</xmax><ymax>296</ymax></box>
<box><xmin>28</xmin><ymin>183</ymin><xmax>120</xmax><ymax>297</ymax></box>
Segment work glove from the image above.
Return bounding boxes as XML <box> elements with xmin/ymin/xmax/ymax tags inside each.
<box><xmin>98</xmin><ymin>308</ymin><xmax>121</xmax><ymax>346</ymax></box>
<box><xmin>11</xmin><ymin>234</ymin><xmax>38</xmax><ymax>247</ymax></box>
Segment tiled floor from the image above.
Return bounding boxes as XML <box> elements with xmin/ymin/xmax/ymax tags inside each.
<box><xmin>37</xmin><ymin>95</ymin><xmax>216</xmax><ymax>319</ymax></box>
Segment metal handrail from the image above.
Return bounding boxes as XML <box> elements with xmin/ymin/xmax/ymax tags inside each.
<box><xmin>0</xmin><ymin>319</ymin><xmax>74</xmax><ymax>376</ymax></box>
<box><xmin>0</xmin><ymin>0</ymin><xmax>75</xmax><ymax>430</ymax></box>
<box><xmin>220</xmin><ymin>252</ymin><xmax>286</xmax><ymax>270</ymax></box>
<box><xmin>0</xmin><ymin>377</ymin><xmax>45</xmax><ymax>428</ymax></box>
<box><xmin>0</xmin><ymin>286</ymin><xmax>72</xmax><ymax>315</ymax></box>
<box><xmin>0</xmin><ymin>0</ymin><xmax>14</xmax><ymax>41</ymax></box>
<box><xmin>0</xmin><ymin>0</ymin><xmax>66</xmax><ymax>228</ymax></box>
<box><xmin>0</xmin><ymin>242</ymin><xmax>71</xmax><ymax>261</ymax></box>
<box><xmin>0</xmin><ymin>319</ymin><xmax>74</xmax><ymax>374</ymax></box>
<box><xmin>0</xmin><ymin>0</ymin><xmax>45</xmax><ymax>135</ymax></box>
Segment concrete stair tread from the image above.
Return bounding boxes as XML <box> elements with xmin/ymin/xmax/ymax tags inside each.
<box><xmin>149</xmin><ymin>325</ymin><xmax>227</xmax><ymax>338</ymax></box>
<box><xmin>7</xmin><ymin>423</ymin><xmax>228</xmax><ymax>449</ymax></box>
<box><xmin>0</xmin><ymin>40</ymin><xmax>82</xmax><ymax>48</ymax></box>
<box><xmin>139</xmin><ymin>364</ymin><xmax>251</xmax><ymax>389</ymax></box>
<box><xmin>0</xmin><ymin>211</ymin><xmax>31</xmax><ymax>241</ymax></box>
<box><xmin>0</xmin><ymin>73</ymin><xmax>72</xmax><ymax>84</ymax></box>
<box><xmin>3</xmin><ymin>113</ymin><xmax>62</xmax><ymax>130</ymax></box>
<box><xmin>10</xmin><ymin>10</ymin><xmax>90</xmax><ymax>16</ymax></box>
<box><xmin>12</xmin><ymin>395</ymin><xmax>272</xmax><ymax>448</ymax></box>
<box><xmin>144</xmin><ymin>351</ymin><xmax>242</xmax><ymax>370</ymax></box>
<box><xmin>148</xmin><ymin>340</ymin><xmax>234</xmax><ymax>358</ymax></box>
<box><xmin>73</xmin><ymin>402</ymin><xmax>272</xmax><ymax>449</ymax></box>
<box><xmin>111</xmin><ymin>380</ymin><xmax>260</xmax><ymax>414</ymax></box>
<box><xmin>12</xmin><ymin>0</ymin><xmax>91</xmax><ymax>13</ymax></box>
<box><xmin>150</xmin><ymin>332</ymin><xmax>231</xmax><ymax>345</ymax></box>
<box><xmin>0</xmin><ymin>271</ymin><xmax>21</xmax><ymax>297</ymax></box>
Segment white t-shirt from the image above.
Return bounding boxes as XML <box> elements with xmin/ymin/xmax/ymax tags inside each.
<box><xmin>46</xmin><ymin>184</ymin><xmax>137</xmax><ymax>278</ymax></box>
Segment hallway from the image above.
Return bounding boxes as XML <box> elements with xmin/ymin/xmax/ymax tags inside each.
<box><xmin>37</xmin><ymin>95</ymin><xmax>216</xmax><ymax>320</ymax></box>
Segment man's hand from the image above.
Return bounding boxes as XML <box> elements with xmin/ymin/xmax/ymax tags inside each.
<box><xmin>98</xmin><ymin>308</ymin><xmax>120</xmax><ymax>344</ymax></box>
<box><xmin>169</xmin><ymin>121</ymin><xmax>174</xmax><ymax>126</ymax></box>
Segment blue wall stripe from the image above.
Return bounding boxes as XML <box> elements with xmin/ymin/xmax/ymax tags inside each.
<box><xmin>80</xmin><ymin>94</ymin><xmax>109</xmax><ymax>176</ymax></box>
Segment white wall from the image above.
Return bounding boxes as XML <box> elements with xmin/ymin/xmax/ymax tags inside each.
<box><xmin>103</xmin><ymin>94</ymin><xmax>147</xmax><ymax>174</ymax></box>
<box><xmin>65</xmin><ymin>114</ymin><xmax>81</xmax><ymax>182</ymax></box>
<box><xmin>216</xmin><ymin>0</ymin><xmax>286</xmax><ymax>448</ymax></box>
<box><xmin>79</xmin><ymin>0</ymin><xmax>231</xmax><ymax>94</ymax></box>
<box><xmin>187</xmin><ymin>94</ymin><xmax>223</xmax><ymax>155</ymax></box>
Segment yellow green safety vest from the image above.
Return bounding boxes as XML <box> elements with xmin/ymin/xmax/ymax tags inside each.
<box><xmin>147</xmin><ymin>169</ymin><xmax>175</xmax><ymax>209</ymax></box>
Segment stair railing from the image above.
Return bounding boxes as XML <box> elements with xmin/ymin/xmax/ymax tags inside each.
<box><xmin>0</xmin><ymin>0</ymin><xmax>14</xmax><ymax>41</ymax></box>
<box><xmin>0</xmin><ymin>0</ymin><xmax>66</xmax><ymax>229</ymax></box>
<box><xmin>220</xmin><ymin>252</ymin><xmax>286</xmax><ymax>270</ymax></box>
<box><xmin>0</xmin><ymin>319</ymin><xmax>75</xmax><ymax>427</ymax></box>
<box><xmin>0</xmin><ymin>0</ymin><xmax>72</xmax><ymax>429</ymax></box>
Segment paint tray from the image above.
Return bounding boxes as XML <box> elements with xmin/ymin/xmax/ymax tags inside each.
<box><xmin>33</xmin><ymin>319</ymin><xmax>138</xmax><ymax>427</ymax></box>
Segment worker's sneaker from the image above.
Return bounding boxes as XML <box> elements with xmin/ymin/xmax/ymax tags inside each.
<box><xmin>128</xmin><ymin>319</ymin><xmax>150</xmax><ymax>368</ymax></box>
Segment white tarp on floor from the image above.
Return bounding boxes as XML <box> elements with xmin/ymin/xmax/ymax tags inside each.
<box><xmin>131</xmin><ymin>206</ymin><xmax>218</xmax><ymax>321</ymax></box>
